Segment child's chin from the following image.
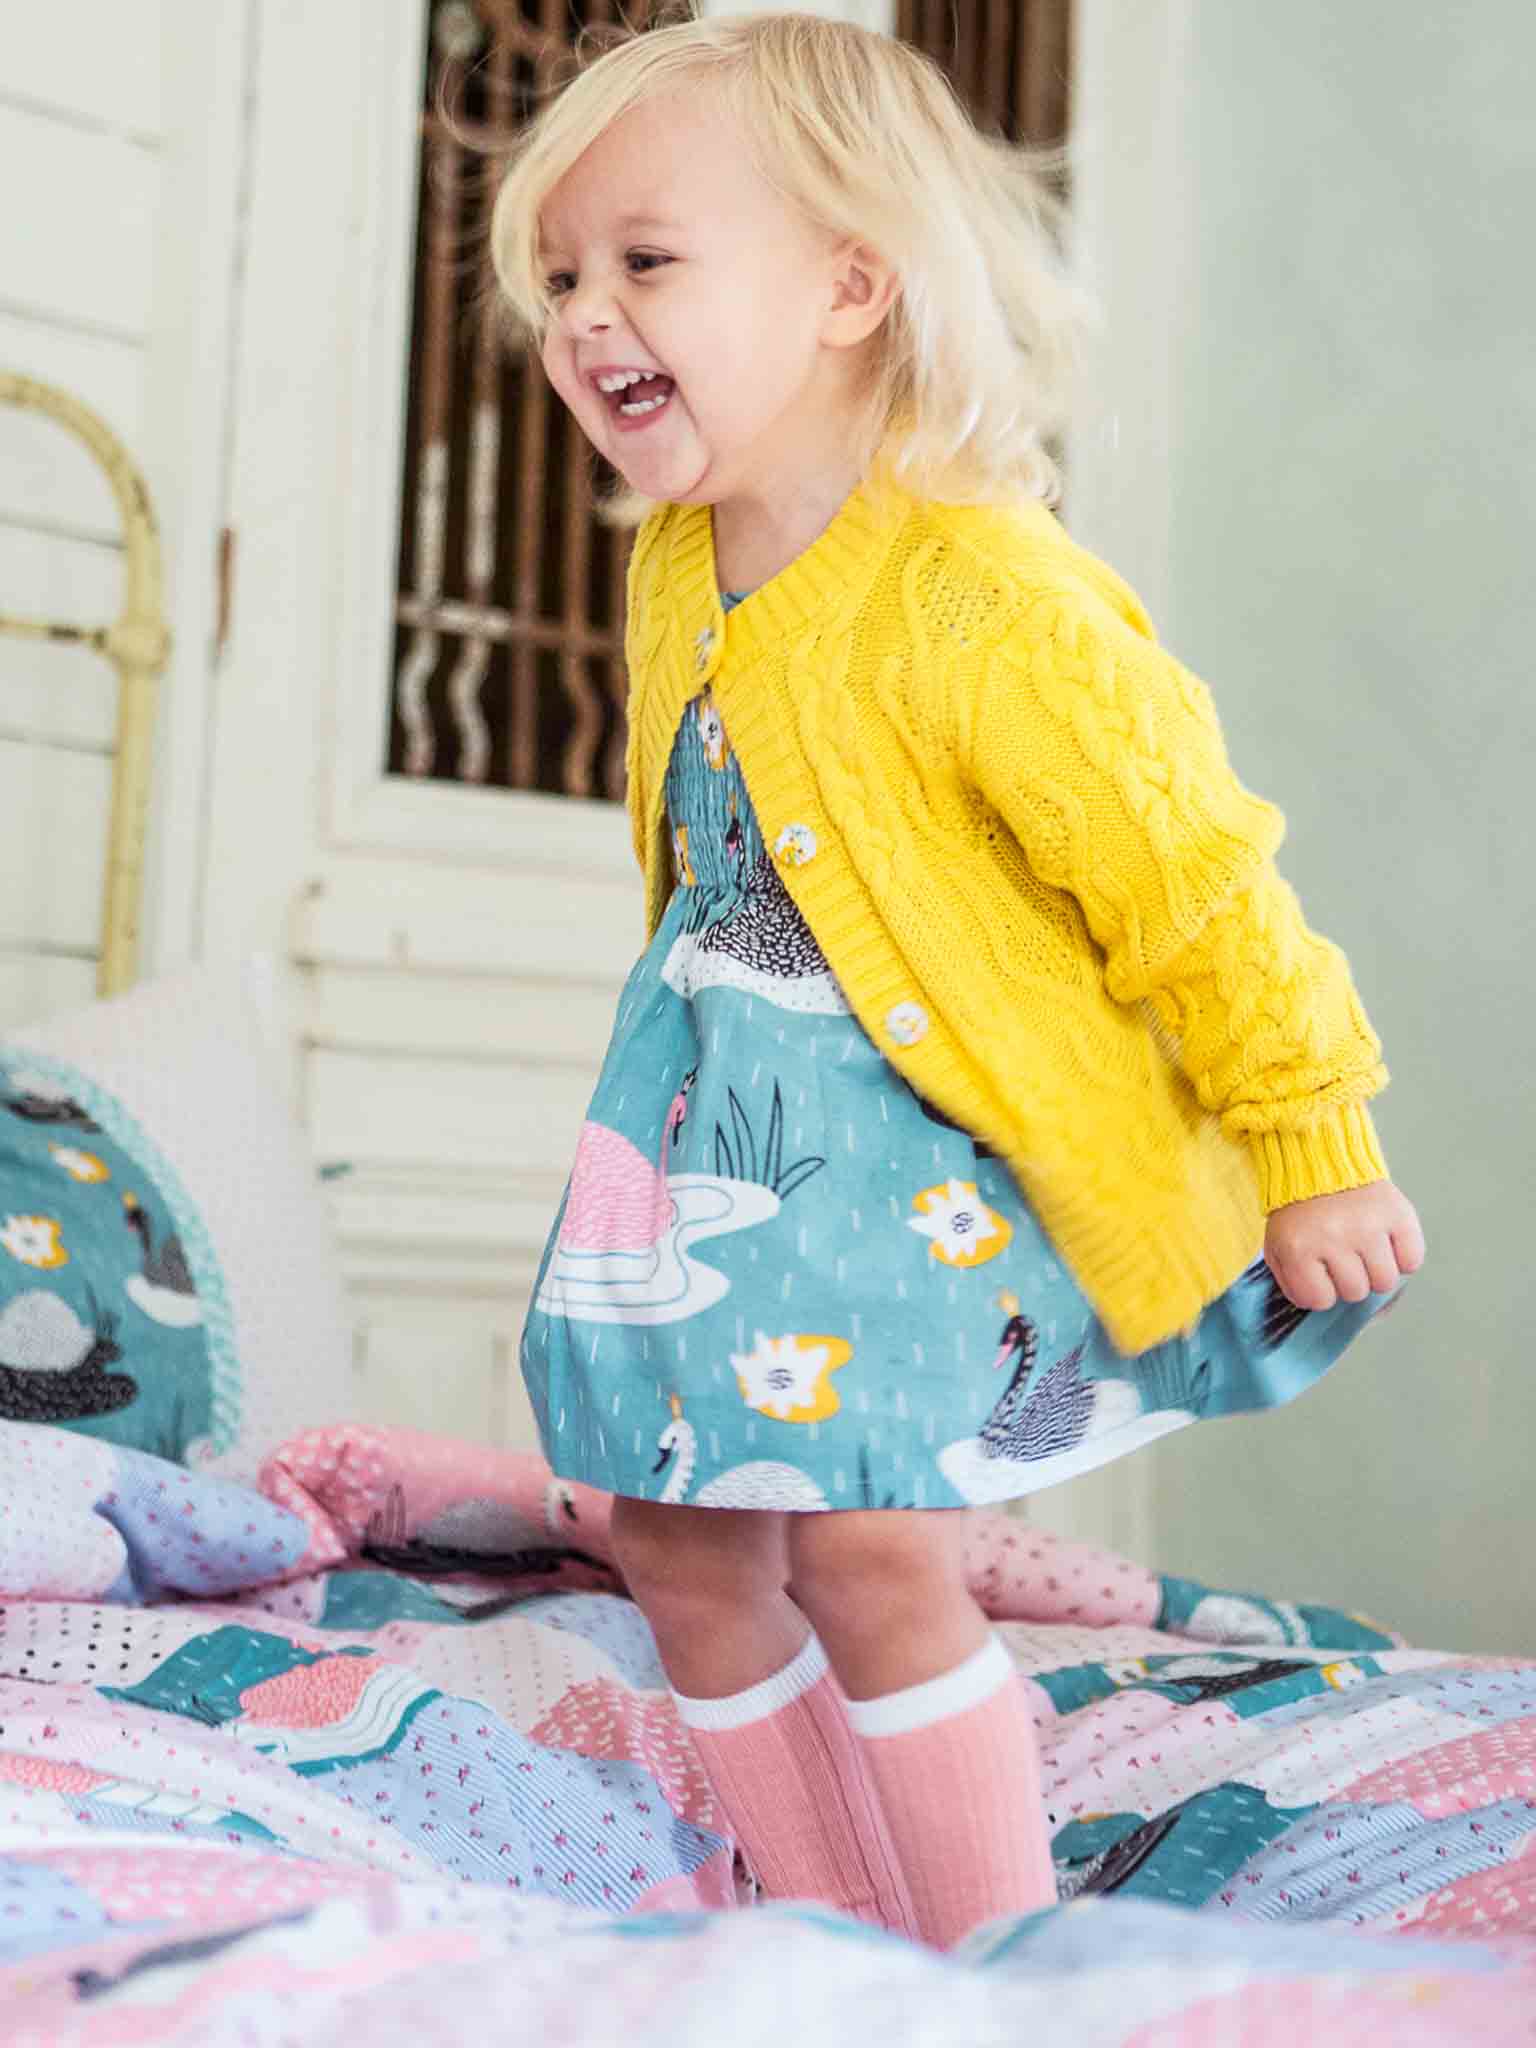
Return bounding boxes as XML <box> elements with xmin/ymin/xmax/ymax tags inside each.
<box><xmin>612</xmin><ymin>447</ymin><xmax>712</xmax><ymax>505</ymax></box>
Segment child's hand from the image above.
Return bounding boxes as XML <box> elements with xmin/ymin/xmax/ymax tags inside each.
<box><xmin>1264</xmin><ymin>1180</ymin><xmax>1425</xmax><ymax>1312</ymax></box>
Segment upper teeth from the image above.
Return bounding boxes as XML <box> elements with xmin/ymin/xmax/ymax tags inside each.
<box><xmin>596</xmin><ymin>370</ymin><xmax>651</xmax><ymax>392</ymax></box>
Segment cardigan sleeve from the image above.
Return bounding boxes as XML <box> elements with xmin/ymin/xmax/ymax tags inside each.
<box><xmin>967</xmin><ymin>575</ymin><xmax>1391</xmax><ymax>1211</ymax></box>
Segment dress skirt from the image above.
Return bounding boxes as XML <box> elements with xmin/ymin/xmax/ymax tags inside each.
<box><xmin>519</xmin><ymin>681</ymin><xmax>1399</xmax><ymax>1513</ymax></box>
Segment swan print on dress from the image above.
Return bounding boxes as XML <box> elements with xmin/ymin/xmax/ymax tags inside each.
<box><xmin>534</xmin><ymin>1073</ymin><xmax>783</xmax><ymax>1326</ymax></box>
<box><xmin>521</xmin><ymin>660</ymin><xmax>1399</xmax><ymax>1511</ymax></box>
<box><xmin>661</xmin><ymin>762</ymin><xmax>850</xmax><ymax>1016</ymax></box>
<box><xmin>938</xmin><ymin>1295</ymin><xmax>1196</xmax><ymax>1504</ymax></box>
<box><xmin>653</xmin><ymin>1395</ymin><xmax>831</xmax><ymax>1509</ymax></box>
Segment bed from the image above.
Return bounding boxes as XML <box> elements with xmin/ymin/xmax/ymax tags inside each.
<box><xmin>4</xmin><ymin>1422</ymin><xmax>1535</xmax><ymax>2043</ymax></box>
<box><xmin>3</xmin><ymin>375</ymin><xmax>1534</xmax><ymax>2045</ymax></box>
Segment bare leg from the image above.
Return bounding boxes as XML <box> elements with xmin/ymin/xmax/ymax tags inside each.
<box><xmin>789</xmin><ymin>1509</ymin><xmax>1055</xmax><ymax>1947</ymax></box>
<box><xmin>610</xmin><ymin>1496</ymin><xmax>916</xmax><ymax>1934</ymax></box>
<box><xmin>608</xmin><ymin>1495</ymin><xmax>805</xmax><ymax>1693</ymax></box>
<box><xmin>788</xmin><ymin>1509</ymin><xmax>989</xmax><ymax>1701</ymax></box>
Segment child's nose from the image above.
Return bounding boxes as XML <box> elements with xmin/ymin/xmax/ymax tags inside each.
<box><xmin>561</xmin><ymin>276</ymin><xmax>617</xmax><ymax>337</ymax></box>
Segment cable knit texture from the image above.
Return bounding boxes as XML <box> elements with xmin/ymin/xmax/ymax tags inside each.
<box><xmin>623</xmin><ymin>479</ymin><xmax>1389</xmax><ymax>1355</ymax></box>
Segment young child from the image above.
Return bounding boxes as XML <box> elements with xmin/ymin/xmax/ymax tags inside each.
<box><xmin>494</xmin><ymin>12</ymin><xmax>1424</xmax><ymax>1949</ymax></box>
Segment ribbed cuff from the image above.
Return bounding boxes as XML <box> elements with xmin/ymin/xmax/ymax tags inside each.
<box><xmin>1249</xmin><ymin>1097</ymin><xmax>1390</xmax><ymax>1213</ymax></box>
<box><xmin>672</xmin><ymin>1632</ymin><xmax>827</xmax><ymax>1733</ymax></box>
<box><xmin>844</xmin><ymin>1635</ymin><xmax>1016</xmax><ymax>1740</ymax></box>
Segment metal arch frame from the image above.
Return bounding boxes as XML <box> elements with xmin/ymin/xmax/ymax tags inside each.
<box><xmin>0</xmin><ymin>371</ymin><xmax>171</xmax><ymax>997</ymax></box>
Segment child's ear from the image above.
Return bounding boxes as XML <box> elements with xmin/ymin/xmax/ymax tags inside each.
<box><xmin>825</xmin><ymin>243</ymin><xmax>899</xmax><ymax>347</ymax></box>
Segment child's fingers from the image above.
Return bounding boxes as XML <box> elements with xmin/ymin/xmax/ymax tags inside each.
<box><xmin>1324</xmin><ymin>1251</ymin><xmax>1373</xmax><ymax>1305</ymax></box>
<box><xmin>1273</xmin><ymin>1254</ymin><xmax>1337</xmax><ymax>1311</ymax></box>
<box><xmin>1390</xmin><ymin>1208</ymin><xmax>1427</xmax><ymax>1275</ymax></box>
<box><xmin>1360</xmin><ymin>1237</ymin><xmax>1402</xmax><ymax>1295</ymax></box>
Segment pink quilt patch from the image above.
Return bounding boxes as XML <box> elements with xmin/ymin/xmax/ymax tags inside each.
<box><xmin>531</xmin><ymin>1678</ymin><xmax>721</xmax><ymax>1830</ymax></box>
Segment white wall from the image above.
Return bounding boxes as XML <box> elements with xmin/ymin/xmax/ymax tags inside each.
<box><xmin>1073</xmin><ymin>2</ymin><xmax>1536</xmax><ymax>1654</ymax></box>
<box><xmin>0</xmin><ymin>4</ymin><xmax>167</xmax><ymax>1023</ymax></box>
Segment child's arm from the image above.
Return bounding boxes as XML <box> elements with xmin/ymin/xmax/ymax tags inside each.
<box><xmin>965</xmin><ymin>575</ymin><xmax>1424</xmax><ymax>1308</ymax></box>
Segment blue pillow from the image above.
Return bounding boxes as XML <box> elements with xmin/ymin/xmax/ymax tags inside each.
<box><xmin>0</xmin><ymin>1053</ymin><xmax>230</xmax><ymax>1461</ymax></box>
<box><xmin>0</xmin><ymin>965</ymin><xmax>354</xmax><ymax>1478</ymax></box>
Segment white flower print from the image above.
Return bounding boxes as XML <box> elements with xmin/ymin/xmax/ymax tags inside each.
<box><xmin>731</xmin><ymin>1330</ymin><xmax>852</xmax><ymax>1422</ymax></box>
<box><xmin>673</xmin><ymin>823</ymin><xmax>697</xmax><ymax>888</ymax></box>
<box><xmin>696</xmin><ymin>695</ymin><xmax>729</xmax><ymax>772</ymax></box>
<box><xmin>50</xmin><ymin>1144</ymin><xmax>110</xmax><ymax>1184</ymax></box>
<box><xmin>1</xmin><ymin>1213</ymin><xmax>69</xmax><ymax>1270</ymax></box>
<box><xmin>907</xmin><ymin>1178</ymin><xmax>1013</xmax><ymax>1270</ymax></box>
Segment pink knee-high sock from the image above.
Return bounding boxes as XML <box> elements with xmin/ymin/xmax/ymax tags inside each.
<box><xmin>845</xmin><ymin>1633</ymin><xmax>1056</xmax><ymax>1949</ymax></box>
<box><xmin>672</xmin><ymin>1633</ymin><xmax>918</xmax><ymax>1937</ymax></box>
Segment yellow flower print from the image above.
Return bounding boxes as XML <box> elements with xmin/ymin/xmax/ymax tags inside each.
<box><xmin>696</xmin><ymin>693</ymin><xmax>729</xmax><ymax>772</ymax></box>
<box><xmin>673</xmin><ymin>823</ymin><xmax>697</xmax><ymax>888</ymax></box>
<box><xmin>907</xmin><ymin>1178</ymin><xmax>1013</xmax><ymax>1269</ymax></box>
<box><xmin>49</xmin><ymin>1145</ymin><xmax>110</xmax><ymax>1185</ymax></box>
<box><xmin>732</xmin><ymin>1331</ymin><xmax>852</xmax><ymax>1423</ymax></box>
<box><xmin>1</xmin><ymin>1213</ymin><xmax>69</xmax><ymax>1270</ymax></box>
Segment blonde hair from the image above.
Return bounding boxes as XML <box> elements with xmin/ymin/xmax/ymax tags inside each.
<box><xmin>490</xmin><ymin>10</ymin><xmax>1091</xmax><ymax>506</ymax></box>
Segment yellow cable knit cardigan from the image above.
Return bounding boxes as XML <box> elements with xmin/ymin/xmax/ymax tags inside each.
<box><xmin>622</xmin><ymin>479</ymin><xmax>1390</xmax><ymax>1355</ymax></box>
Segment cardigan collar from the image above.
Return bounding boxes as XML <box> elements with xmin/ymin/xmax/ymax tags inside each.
<box><xmin>657</xmin><ymin>473</ymin><xmax>915</xmax><ymax>675</ymax></box>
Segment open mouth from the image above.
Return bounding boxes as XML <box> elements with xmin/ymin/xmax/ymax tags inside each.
<box><xmin>592</xmin><ymin>367</ymin><xmax>675</xmax><ymax>422</ymax></box>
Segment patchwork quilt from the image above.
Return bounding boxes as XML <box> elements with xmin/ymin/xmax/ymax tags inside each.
<box><xmin>2</xmin><ymin>1419</ymin><xmax>1534</xmax><ymax>2044</ymax></box>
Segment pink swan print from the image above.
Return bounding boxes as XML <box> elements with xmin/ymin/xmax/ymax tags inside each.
<box><xmin>537</xmin><ymin>1074</ymin><xmax>779</xmax><ymax>1326</ymax></box>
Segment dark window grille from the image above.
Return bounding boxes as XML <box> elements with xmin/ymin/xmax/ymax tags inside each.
<box><xmin>896</xmin><ymin>0</ymin><xmax>1071</xmax><ymax>149</ymax></box>
<box><xmin>387</xmin><ymin>0</ymin><xmax>1071</xmax><ymax>798</ymax></box>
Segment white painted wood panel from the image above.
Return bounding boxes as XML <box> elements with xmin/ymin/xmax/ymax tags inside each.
<box><xmin>0</xmin><ymin>105</ymin><xmax>160</xmax><ymax>337</ymax></box>
<box><xmin>328</xmin><ymin>1165</ymin><xmax>564</xmax><ymax>1270</ymax></box>
<box><xmin>294</xmin><ymin>857</ymin><xmax>638</xmax><ymax>983</ymax></box>
<box><xmin>0</xmin><ymin>952</ymin><xmax>96</xmax><ymax>1031</ymax></box>
<box><xmin>134</xmin><ymin>0</ymin><xmax>252</xmax><ymax>978</ymax></box>
<box><xmin>306</xmin><ymin>964</ymin><xmax>620</xmax><ymax>1069</ymax></box>
<box><xmin>0</xmin><ymin>738</ymin><xmax>110</xmax><ymax>950</ymax></box>
<box><xmin>0</xmin><ymin>313</ymin><xmax>145</xmax><ymax>537</ymax></box>
<box><xmin>350</xmin><ymin>1296</ymin><xmax>508</xmax><ymax>1445</ymax></box>
<box><xmin>1</xmin><ymin>3</ymin><xmax>166</xmax><ymax>137</ymax></box>
<box><xmin>307</xmin><ymin>1045</ymin><xmax>592</xmax><ymax>1176</ymax></box>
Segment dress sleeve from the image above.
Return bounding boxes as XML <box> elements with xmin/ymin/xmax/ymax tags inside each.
<box><xmin>965</xmin><ymin>574</ymin><xmax>1390</xmax><ymax>1210</ymax></box>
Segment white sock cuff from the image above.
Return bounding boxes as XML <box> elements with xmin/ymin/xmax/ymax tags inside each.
<box><xmin>671</xmin><ymin>1631</ymin><xmax>829</xmax><ymax>1733</ymax></box>
<box><xmin>844</xmin><ymin>1634</ymin><xmax>1015</xmax><ymax>1740</ymax></box>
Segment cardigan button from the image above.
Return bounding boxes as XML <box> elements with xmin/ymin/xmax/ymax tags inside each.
<box><xmin>773</xmin><ymin>823</ymin><xmax>817</xmax><ymax>869</ymax></box>
<box><xmin>693</xmin><ymin>626</ymin><xmax>716</xmax><ymax>672</ymax></box>
<box><xmin>885</xmin><ymin>1001</ymin><xmax>930</xmax><ymax>1048</ymax></box>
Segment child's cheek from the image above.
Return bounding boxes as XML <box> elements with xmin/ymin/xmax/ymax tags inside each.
<box><xmin>540</xmin><ymin>332</ymin><xmax>578</xmax><ymax>406</ymax></box>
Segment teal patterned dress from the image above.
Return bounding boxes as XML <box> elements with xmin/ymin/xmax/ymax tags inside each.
<box><xmin>520</xmin><ymin>603</ymin><xmax>1402</xmax><ymax>1512</ymax></box>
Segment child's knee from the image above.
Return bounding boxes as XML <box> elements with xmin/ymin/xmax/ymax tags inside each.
<box><xmin>610</xmin><ymin>1497</ymin><xmax>786</xmax><ymax>1622</ymax></box>
<box><xmin>787</xmin><ymin>1510</ymin><xmax>968</xmax><ymax>1628</ymax></box>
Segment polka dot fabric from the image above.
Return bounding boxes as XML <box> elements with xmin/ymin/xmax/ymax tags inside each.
<box><xmin>0</xmin><ymin>1421</ymin><xmax>309</xmax><ymax>1605</ymax></box>
<box><xmin>0</xmin><ymin>1425</ymin><xmax>124</xmax><ymax>1600</ymax></box>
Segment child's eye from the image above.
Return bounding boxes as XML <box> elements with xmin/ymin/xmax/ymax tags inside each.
<box><xmin>544</xmin><ymin>271</ymin><xmax>576</xmax><ymax>299</ymax></box>
<box><xmin>626</xmin><ymin>250</ymin><xmax>673</xmax><ymax>277</ymax></box>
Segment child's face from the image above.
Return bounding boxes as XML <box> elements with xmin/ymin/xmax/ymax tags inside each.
<box><xmin>538</xmin><ymin>92</ymin><xmax>861</xmax><ymax>510</ymax></box>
